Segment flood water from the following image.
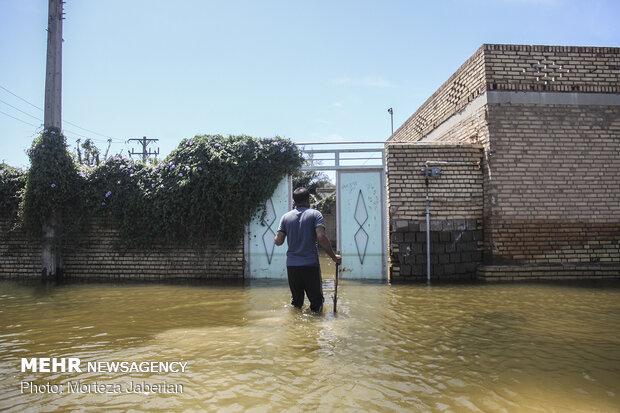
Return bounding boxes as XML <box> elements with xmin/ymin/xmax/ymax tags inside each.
<box><xmin>1</xmin><ymin>275</ymin><xmax>619</xmax><ymax>412</ymax></box>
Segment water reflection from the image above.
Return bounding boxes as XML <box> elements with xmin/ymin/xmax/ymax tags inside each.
<box><xmin>0</xmin><ymin>279</ymin><xmax>619</xmax><ymax>412</ymax></box>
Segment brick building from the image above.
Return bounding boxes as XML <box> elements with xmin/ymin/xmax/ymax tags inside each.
<box><xmin>386</xmin><ymin>44</ymin><xmax>620</xmax><ymax>281</ymax></box>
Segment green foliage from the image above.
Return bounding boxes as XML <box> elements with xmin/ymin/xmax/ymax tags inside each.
<box><xmin>6</xmin><ymin>132</ymin><xmax>303</xmax><ymax>248</ymax></box>
<box><xmin>312</xmin><ymin>192</ymin><xmax>336</xmax><ymax>214</ymax></box>
<box><xmin>87</xmin><ymin>134</ymin><xmax>303</xmax><ymax>246</ymax></box>
<box><xmin>0</xmin><ymin>163</ymin><xmax>27</xmax><ymax>217</ymax></box>
<box><xmin>19</xmin><ymin>128</ymin><xmax>83</xmax><ymax>239</ymax></box>
<box><xmin>74</xmin><ymin>138</ymin><xmax>105</xmax><ymax>166</ymax></box>
<box><xmin>152</xmin><ymin>134</ymin><xmax>303</xmax><ymax>246</ymax></box>
<box><xmin>293</xmin><ymin>169</ymin><xmax>335</xmax><ymax>214</ymax></box>
<box><xmin>292</xmin><ymin>169</ymin><xmax>332</xmax><ymax>195</ymax></box>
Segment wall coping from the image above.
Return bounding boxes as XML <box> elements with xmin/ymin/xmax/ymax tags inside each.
<box><xmin>386</xmin><ymin>142</ymin><xmax>484</xmax><ymax>149</ymax></box>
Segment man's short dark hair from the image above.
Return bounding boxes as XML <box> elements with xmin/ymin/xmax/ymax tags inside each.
<box><xmin>293</xmin><ymin>187</ymin><xmax>310</xmax><ymax>204</ymax></box>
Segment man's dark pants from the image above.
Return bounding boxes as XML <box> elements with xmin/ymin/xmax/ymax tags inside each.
<box><xmin>287</xmin><ymin>266</ymin><xmax>324</xmax><ymax>313</ymax></box>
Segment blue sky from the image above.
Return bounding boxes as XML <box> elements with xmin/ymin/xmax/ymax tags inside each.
<box><xmin>1</xmin><ymin>0</ymin><xmax>618</xmax><ymax>168</ymax></box>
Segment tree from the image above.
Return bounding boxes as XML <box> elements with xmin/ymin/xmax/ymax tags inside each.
<box><xmin>75</xmin><ymin>138</ymin><xmax>112</xmax><ymax>166</ymax></box>
<box><xmin>292</xmin><ymin>170</ymin><xmax>333</xmax><ymax>195</ymax></box>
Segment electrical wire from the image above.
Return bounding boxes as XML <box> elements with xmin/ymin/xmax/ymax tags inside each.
<box><xmin>0</xmin><ymin>109</ymin><xmax>41</xmax><ymax>128</ymax></box>
<box><xmin>0</xmin><ymin>84</ymin><xmax>124</xmax><ymax>143</ymax></box>
<box><xmin>0</xmin><ymin>85</ymin><xmax>43</xmax><ymax>111</ymax></box>
<box><xmin>0</xmin><ymin>98</ymin><xmax>43</xmax><ymax>122</ymax></box>
<box><xmin>0</xmin><ymin>99</ymin><xmax>118</xmax><ymax>145</ymax></box>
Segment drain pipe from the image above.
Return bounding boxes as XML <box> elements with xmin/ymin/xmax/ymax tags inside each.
<box><xmin>424</xmin><ymin>173</ymin><xmax>431</xmax><ymax>284</ymax></box>
<box><xmin>421</xmin><ymin>160</ymin><xmax>481</xmax><ymax>284</ymax></box>
<box><xmin>421</xmin><ymin>163</ymin><xmax>442</xmax><ymax>284</ymax></box>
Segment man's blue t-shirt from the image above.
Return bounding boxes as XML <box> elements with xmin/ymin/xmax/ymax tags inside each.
<box><xmin>277</xmin><ymin>206</ymin><xmax>325</xmax><ymax>267</ymax></box>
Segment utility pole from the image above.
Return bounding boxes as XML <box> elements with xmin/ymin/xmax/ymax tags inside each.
<box><xmin>42</xmin><ymin>0</ymin><xmax>64</xmax><ymax>280</ymax></box>
<box><xmin>44</xmin><ymin>0</ymin><xmax>63</xmax><ymax>128</ymax></box>
<box><xmin>127</xmin><ymin>136</ymin><xmax>159</xmax><ymax>162</ymax></box>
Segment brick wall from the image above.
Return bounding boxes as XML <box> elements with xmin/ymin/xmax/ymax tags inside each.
<box><xmin>322</xmin><ymin>210</ymin><xmax>337</xmax><ymax>247</ymax></box>
<box><xmin>484</xmin><ymin>44</ymin><xmax>620</xmax><ymax>93</ymax></box>
<box><xmin>390</xmin><ymin>44</ymin><xmax>620</xmax><ymax>145</ymax></box>
<box><xmin>386</xmin><ymin>143</ymin><xmax>484</xmax><ymax>281</ymax></box>
<box><xmin>0</xmin><ymin>217</ymin><xmax>41</xmax><ymax>278</ymax></box>
<box><xmin>0</xmin><ymin>217</ymin><xmax>244</xmax><ymax>280</ymax></box>
<box><xmin>387</xmin><ymin>44</ymin><xmax>620</xmax><ymax>280</ymax></box>
<box><xmin>389</xmin><ymin>46</ymin><xmax>487</xmax><ymax>143</ymax></box>
<box><xmin>484</xmin><ymin>104</ymin><xmax>620</xmax><ymax>269</ymax></box>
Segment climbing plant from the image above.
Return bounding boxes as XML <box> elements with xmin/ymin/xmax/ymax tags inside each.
<box><xmin>88</xmin><ymin>134</ymin><xmax>304</xmax><ymax>246</ymax></box>
<box><xmin>19</xmin><ymin>127</ymin><xmax>83</xmax><ymax>239</ymax></box>
<box><xmin>0</xmin><ymin>163</ymin><xmax>27</xmax><ymax>217</ymax></box>
<box><xmin>10</xmin><ymin>132</ymin><xmax>303</xmax><ymax>248</ymax></box>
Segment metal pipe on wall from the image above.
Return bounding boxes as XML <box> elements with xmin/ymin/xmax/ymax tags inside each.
<box><xmin>425</xmin><ymin>175</ymin><xmax>431</xmax><ymax>284</ymax></box>
<box><xmin>422</xmin><ymin>160</ymin><xmax>479</xmax><ymax>284</ymax></box>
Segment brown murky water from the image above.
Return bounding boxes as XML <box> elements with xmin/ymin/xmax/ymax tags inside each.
<box><xmin>1</xmin><ymin>275</ymin><xmax>619</xmax><ymax>412</ymax></box>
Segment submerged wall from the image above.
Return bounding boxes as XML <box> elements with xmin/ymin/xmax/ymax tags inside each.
<box><xmin>386</xmin><ymin>143</ymin><xmax>484</xmax><ymax>281</ymax></box>
<box><xmin>388</xmin><ymin>44</ymin><xmax>620</xmax><ymax>280</ymax></box>
<box><xmin>481</xmin><ymin>102</ymin><xmax>620</xmax><ymax>280</ymax></box>
<box><xmin>481</xmin><ymin>45</ymin><xmax>620</xmax><ymax>279</ymax></box>
<box><xmin>0</xmin><ymin>217</ymin><xmax>244</xmax><ymax>280</ymax></box>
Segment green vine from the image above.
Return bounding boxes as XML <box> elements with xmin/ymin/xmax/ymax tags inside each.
<box><xmin>0</xmin><ymin>163</ymin><xmax>27</xmax><ymax>218</ymax></box>
<box><xmin>19</xmin><ymin>127</ymin><xmax>83</xmax><ymax>240</ymax></box>
<box><xmin>6</xmin><ymin>132</ymin><xmax>304</xmax><ymax>248</ymax></box>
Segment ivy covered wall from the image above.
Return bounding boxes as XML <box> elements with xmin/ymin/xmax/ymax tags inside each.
<box><xmin>0</xmin><ymin>130</ymin><xmax>303</xmax><ymax>279</ymax></box>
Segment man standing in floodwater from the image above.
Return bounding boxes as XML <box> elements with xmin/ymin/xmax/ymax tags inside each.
<box><xmin>274</xmin><ymin>187</ymin><xmax>341</xmax><ymax>313</ymax></box>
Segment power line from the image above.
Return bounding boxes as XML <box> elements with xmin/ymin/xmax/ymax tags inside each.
<box><xmin>0</xmin><ymin>98</ymin><xmax>43</xmax><ymax>122</ymax></box>
<box><xmin>0</xmin><ymin>99</ymin><xmax>119</xmax><ymax>145</ymax></box>
<box><xmin>0</xmin><ymin>85</ymin><xmax>43</xmax><ymax>112</ymax></box>
<box><xmin>63</xmin><ymin>119</ymin><xmax>121</xmax><ymax>141</ymax></box>
<box><xmin>0</xmin><ymin>83</ymin><xmax>124</xmax><ymax>143</ymax></box>
<box><xmin>0</xmin><ymin>109</ymin><xmax>41</xmax><ymax>128</ymax></box>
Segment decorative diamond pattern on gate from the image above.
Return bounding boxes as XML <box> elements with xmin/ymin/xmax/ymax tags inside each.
<box><xmin>262</xmin><ymin>198</ymin><xmax>276</xmax><ymax>264</ymax></box>
<box><xmin>354</xmin><ymin>190</ymin><xmax>369</xmax><ymax>264</ymax></box>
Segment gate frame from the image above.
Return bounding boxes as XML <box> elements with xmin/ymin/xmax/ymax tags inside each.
<box><xmin>300</xmin><ymin>142</ymin><xmax>387</xmax><ymax>280</ymax></box>
<box><xmin>336</xmin><ymin>167</ymin><xmax>387</xmax><ymax>280</ymax></box>
<box><xmin>244</xmin><ymin>142</ymin><xmax>387</xmax><ymax>279</ymax></box>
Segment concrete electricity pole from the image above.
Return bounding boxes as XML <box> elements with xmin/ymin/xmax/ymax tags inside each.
<box><xmin>44</xmin><ymin>0</ymin><xmax>63</xmax><ymax>128</ymax></box>
<box><xmin>42</xmin><ymin>0</ymin><xmax>64</xmax><ymax>280</ymax></box>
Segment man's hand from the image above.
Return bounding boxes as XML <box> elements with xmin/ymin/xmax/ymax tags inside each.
<box><xmin>316</xmin><ymin>226</ymin><xmax>341</xmax><ymax>264</ymax></box>
<box><xmin>274</xmin><ymin>231</ymin><xmax>285</xmax><ymax>246</ymax></box>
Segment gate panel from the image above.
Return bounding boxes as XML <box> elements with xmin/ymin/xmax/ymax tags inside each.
<box><xmin>245</xmin><ymin>176</ymin><xmax>291</xmax><ymax>278</ymax></box>
<box><xmin>337</xmin><ymin>170</ymin><xmax>386</xmax><ymax>279</ymax></box>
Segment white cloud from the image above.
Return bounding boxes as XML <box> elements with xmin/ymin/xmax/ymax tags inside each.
<box><xmin>330</xmin><ymin>101</ymin><xmax>343</xmax><ymax>108</ymax></box>
<box><xmin>331</xmin><ymin>76</ymin><xmax>394</xmax><ymax>88</ymax></box>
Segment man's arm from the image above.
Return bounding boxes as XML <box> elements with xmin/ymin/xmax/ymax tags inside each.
<box><xmin>274</xmin><ymin>230</ymin><xmax>286</xmax><ymax>246</ymax></box>
<box><xmin>315</xmin><ymin>226</ymin><xmax>342</xmax><ymax>264</ymax></box>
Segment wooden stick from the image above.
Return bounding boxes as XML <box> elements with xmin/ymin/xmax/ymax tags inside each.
<box><xmin>333</xmin><ymin>262</ymin><xmax>339</xmax><ymax>313</ymax></box>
